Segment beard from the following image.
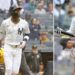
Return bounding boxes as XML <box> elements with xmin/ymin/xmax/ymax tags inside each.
<box><xmin>11</xmin><ymin>12</ymin><xmax>20</xmax><ymax>18</ymax></box>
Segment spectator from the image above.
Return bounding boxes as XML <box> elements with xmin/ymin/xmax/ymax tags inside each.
<box><xmin>63</xmin><ymin>10</ymin><xmax>74</xmax><ymax>30</ymax></box>
<box><xmin>47</xmin><ymin>2</ymin><xmax>53</xmax><ymax>16</ymax></box>
<box><xmin>34</xmin><ymin>3</ymin><xmax>46</xmax><ymax>15</ymax></box>
<box><xmin>54</xmin><ymin>4</ymin><xmax>66</xmax><ymax>28</ymax></box>
<box><xmin>39</xmin><ymin>0</ymin><xmax>47</xmax><ymax>10</ymax></box>
<box><xmin>23</xmin><ymin>0</ymin><xmax>35</xmax><ymax>12</ymax></box>
<box><xmin>65</xmin><ymin>2</ymin><xmax>74</xmax><ymax>13</ymax></box>
<box><xmin>25</xmin><ymin>13</ymin><xmax>32</xmax><ymax>24</ymax></box>
<box><xmin>39</xmin><ymin>32</ymin><xmax>50</xmax><ymax>46</ymax></box>
<box><xmin>54</xmin><ymin>0</ymin><xmax>65</xmax><ymax>5</ymax></box>
<box><xmin>70</xmin><ymin>0</ymin><xmax>75</xmax><ymax>6</ymax></box>
<box><xmin>29</xmin><ymin>18</ymin><xmax>41</xmax><ymax>40</ymax></box>
<box><xmin>26</xmin><ymin>45</ymin><xmax>43</xmax><ymax>75</ymax></box>
<box><xmin>23</xmin><ymin>0</ymin><xmax>31</xmax><ymax>10</ymax></box>
<box><xmin>57</xmin><ymin>38</ymin><xmax>74</xmax><ymax>60</ymax></box>
<box><xmin>57</xmin><ymin>38</ymin><xmax>75</xmax><ymax>75</ymax></box>
<box><xmin>64</xmin><ymin>0</ymin><xmax>70</xmax><ymax>4</ymax></box>
<box><xmin>54</xmin><ymin>4</ymin><xmax>65</xmax><ymax>18</ymax></box>
<box><xmin>29</xmin><ymin>0</ymin><xmax>37</xmax><ymax>12</ymax></box>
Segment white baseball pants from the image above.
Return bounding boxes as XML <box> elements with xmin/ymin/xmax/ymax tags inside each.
<box><xmin>4</xmin><ymin>44</ymin><xmax>22</xmax><ymax>75</ymax></box>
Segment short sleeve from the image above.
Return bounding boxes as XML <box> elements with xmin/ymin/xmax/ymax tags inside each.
<box><xmin>23</xmin><ymin>22</ymin><xmax>30</xmax><ymax>34</ymax></box>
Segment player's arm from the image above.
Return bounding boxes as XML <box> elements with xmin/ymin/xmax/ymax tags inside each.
<box><xmin>23</xmin><ymin>33</ymin><xmax>30</xmax><ymax>42</ymax></box>
<box><xmin>23</xmin><ymin>22</ymin><xmax>30</xmax><ymax>42</ymax></box>
<box><xmin>0</xmin><ymin>21</ymin><xmax>6</xmax><ymax>38</ymax></box>
<box><xmin>19</xmin><ymin>22</ymin><xmax>30</xmax><ymax>48</ymax></box>
<box><xmin>56</xmin><ymin>27</ymin><xmax>75</xmax><ymax>37</ymax></box>
<box><xmin>0</xmin><ymin>21</ymin><xmax>6</xmax><ymax>47</ymax></box>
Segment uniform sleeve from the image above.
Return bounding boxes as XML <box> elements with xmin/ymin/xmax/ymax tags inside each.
<box><xmin>0</xmin><ymin>21</ymin><xmax>6</xmax><ymax>39</ymax></box>
<box><xmin>23</xmin><ymin>22</ymin><xmax>30</xmax><ymax>41</ymax></box>
<box><xmin>67</xmin><ymin>17</ymin><xmax>75</xmax><ymax>34</ymax></box>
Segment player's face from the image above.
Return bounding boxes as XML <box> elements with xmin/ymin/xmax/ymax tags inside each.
<box><xmin>49</xmin><ymin>3</ymin><xmax>53</xmax><ymax>11</ymax></box>
<box><xmin>12</xmin><ymin>9</ymin><xmax>20</xmax><ymax>17</ymax></box>
<box><xmin>66</xmin><ymin>41</ymin><xmax>73</xmax><ymax>49</ymax></box>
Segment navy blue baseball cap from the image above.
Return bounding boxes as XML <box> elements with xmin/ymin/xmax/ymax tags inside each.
<box><xmin>12</xmin><ymin>5</ymin><xmax>22</xmax><ymax>11</ymax></box>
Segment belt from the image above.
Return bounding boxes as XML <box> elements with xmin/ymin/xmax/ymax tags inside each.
<box><xmin>10</xmin><ymin>45</ymin><xmax>19</xmax><ymax>48</ymax></box>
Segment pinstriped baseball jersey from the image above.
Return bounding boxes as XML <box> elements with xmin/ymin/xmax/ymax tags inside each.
<box><xmin>0</xmin><ymin>17</ymin><xmax>30</xmax><ymax>45</ymax></box>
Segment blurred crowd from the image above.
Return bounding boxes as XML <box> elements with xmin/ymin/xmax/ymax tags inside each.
<box><xmin>54</xmin><ymin>0</ymin><xmax>75</xmax><ymax>30</ymax></box>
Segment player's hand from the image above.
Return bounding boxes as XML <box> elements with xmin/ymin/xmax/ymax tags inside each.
<box><xmin>19</xmin><ymin>41</ymin><xmax>26</xmax><ymax>48</ymax></box>
<box><xmin>39</xmin><ymin>71</ymin><xmax>44</xmax><ymax>75</ymax></box>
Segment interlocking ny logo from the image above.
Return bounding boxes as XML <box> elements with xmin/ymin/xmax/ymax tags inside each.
<box><xmin>18</xmin><ymin>28</ymin><xmax>23</xmax><ymax>35</ymax></box>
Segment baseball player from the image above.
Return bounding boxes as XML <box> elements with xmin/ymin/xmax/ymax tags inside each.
<box><xmin>57</xmin><ymin>38</ymin><xmax>74</xmax><ymax>60</ymax></box>
<box><xmin>0</xmin><ymin>5</ymin><xmax>30</xmax><ymax>75</ymax></box>
<box><xmin>57</xmin><ymin>39</ymin><xmax>75</xmax><ymax>75</ymax></box>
